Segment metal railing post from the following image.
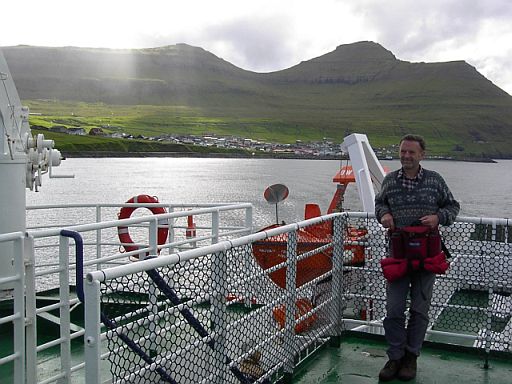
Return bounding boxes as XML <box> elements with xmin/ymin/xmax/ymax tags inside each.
<box><xmin>168</xmin><ymin>205</ymin><xmax>176</xmax><ymax>253</ymax></box>
<box><xmin>212</xmin><ymin>211</ymin><xmax>220</xmax><ymax>244</ymax></box>
<box><xmin>331</xmin><ymin>214</ymin><xmax>344</xmax><ymax>342</ymax></box>
<box><xmin>59</xmin><ymin>235</ymin><xmax>72</xmax><ymax>381</ymax></box>
<box><xmin>149</xmin><ymin>217</ymin><xmax>158</xmax><ymax>256</ymax></box>
<box><xmin>243</xmin><ymin>244</ymin><xmax>253</xmax><ymax>308</ymax></box>
<box><xmin>24</xmin><ymin>234</ymin><xmax>37</xmax><ymax>384</ymax></box>
<box><xmin>96</xmin><ymin>205</ymin><xmax>102</xmax><ymax>268</ymax></box>
<box><xmin>211</xmin><ymin>250</ymin><xmax>228</xmax><ymax>383</ymax></box>
<box><xmin>148</xmin><ymin>277</ymin><xmax>159</xmax><ymax>359</ymax></box>
<box><xmin>84</xmin><ymin>278</ymin><xmax>102</xmax><ymax>384</ymax></box>
<box><xmin>12</xmin><ymin>236</ymin><xmax>25</xmax><ymax>384</ymax></box>
<box><xmin>283</xmin><ymin>229</ymin><xmax>298</xmax><ymax>381</ymax></box>
<box><xmin>484</xmin><ymin>278</ymin><xmax>500</xmax><ymax>369</ymax></box>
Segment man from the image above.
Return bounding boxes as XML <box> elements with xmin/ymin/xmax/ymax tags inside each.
<box><xmin>374</xmin><ymin>134</ymin><xmax>460</xmax><ymax>381</ymax></box>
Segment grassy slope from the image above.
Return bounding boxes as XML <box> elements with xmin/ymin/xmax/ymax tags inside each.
<box><xmin>27</xmin><ymin>89</ymin><xmax>512</xmax><ymax>159</ymax></box>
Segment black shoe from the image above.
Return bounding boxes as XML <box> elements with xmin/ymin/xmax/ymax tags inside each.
<box><xmin>398</xmin><ymin>351</ymin><xmax>417</xmax><ymax>381</ymax></box>
<box><xmin>379</xmin><ymin>359</ymin><xmax>401</xmax><ymax>382</ymax></box>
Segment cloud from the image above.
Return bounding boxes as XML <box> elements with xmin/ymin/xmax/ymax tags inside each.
<box><xmin>140</xmin><ymin>14</ymin><xmax>297</xmax><ymax>72</ymax></box>
<box><xmin>132</xmin><ymin>1</ymin><xmax>364</xmax><ymax>73</ymax></box>
<box><xmin>201</xmin><ymin>16</ymin><xmax>295</xmax><ymax>72</ymax></box>
<box><xmin>348</xmin><ymin>0</ymin><xmax>512</xmax><ymax>93</ymax></box>
<box><xmin>350</xmin><ymin>0</ymin><xmax>512</xmax><ymax>55</ymax></box>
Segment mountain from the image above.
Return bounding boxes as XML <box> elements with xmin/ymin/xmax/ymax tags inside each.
<box><xmin>2</xmin><ymin>44</ymin><xmax>258</xmax><ymax>105</ymax></box>
<box><xmin>2</xmin><ymin>41</ymin><xmax>512</xmax><ymax>158</ymax></box>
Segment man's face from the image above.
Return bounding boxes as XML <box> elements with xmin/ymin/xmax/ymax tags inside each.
<box><xmin>399</xmin><ymin>140</ymin><xmax>424</xmax><ymax>171</ymax></box>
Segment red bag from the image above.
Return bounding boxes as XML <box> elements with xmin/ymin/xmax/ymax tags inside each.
<box><xmin>423</xmin><ymin>252</ymin><xmax>449</xmax><ymax>274</ymax></box>
<box><xmin>390</xmin><ymin>226</ymin><xmax>441</xmax><ymax>260</ymax></box>
<box><xmin>380</xmin><ymin>257</ymin><xmax>408</xmax><ymax>282</ymax></box>
<box><xmin>403</xmin><ymin>226</ymin><xmax>428</xmax><ymax>259</ymax></box>
<box><xmin>382</xmin><ymin>226</ymin><xmax>448</xmax><ymax>281</ymax></box>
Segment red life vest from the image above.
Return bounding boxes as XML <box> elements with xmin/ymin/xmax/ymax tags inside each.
<box><xmin>380</xmin><ymin>226</ymin><xmax>449</xmax><ymax>282</ymax></box>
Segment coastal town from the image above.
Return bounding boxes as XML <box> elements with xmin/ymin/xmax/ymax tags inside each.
<box><xmin>34</xmin><ymin>124</ymin><xmax>399</xmax><ymax>159</ymax></box>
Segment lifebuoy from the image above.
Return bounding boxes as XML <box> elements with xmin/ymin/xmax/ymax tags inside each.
<box><xmin>117</xmin><ymin>195</ymin><xmax>168</xmax><ymax>257</ymax></box>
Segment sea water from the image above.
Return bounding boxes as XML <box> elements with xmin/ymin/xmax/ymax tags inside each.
<box><xmin>26</xmin><ymin>158</ymin><xmax>512</xmax><ymax>227</ymax></box>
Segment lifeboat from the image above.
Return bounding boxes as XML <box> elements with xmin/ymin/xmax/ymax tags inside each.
<box><xmin>252</xmin><ymin>221</ymin><xmax>367</xmax><ymax>289</ymax></box>
<box><xmin>252</xmin><ymin>223</ymin><xmax>333</xmax><ymax>289</ymax></box>
<box><xmin>272</xmin><ymin>298</ymin><xmax>318</xmax><ymax>333</ymax></box>
<box><xmin>252</xmin><ymin>165</ymin><xmax>379</xmax><ymax>332</ymax></box>
<box><xmin>252</xmin><ymin>166</ymin><xmax>367</xmax><ymax>290</ymax></box>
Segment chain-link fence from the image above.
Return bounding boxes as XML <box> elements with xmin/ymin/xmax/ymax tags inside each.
<box><xmin>341</xmin><ymin>214</ymin><xmax>512</xmax><ymax>354</ymax></box>
<box><xmin>89</xmin><ymin>213</ymin><xmax>512</xmax><ymax>383</ymax></box>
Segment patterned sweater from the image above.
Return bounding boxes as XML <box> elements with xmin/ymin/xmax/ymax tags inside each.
<box><xmin>374</xmin><ymin>168</ymin><xmax>460</xmax><ymax>228</ymax></box>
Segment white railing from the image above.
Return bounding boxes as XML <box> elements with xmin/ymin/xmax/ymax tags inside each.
<box><xmin>0</xmin><ymin>231</ymin><xmax>26</xmax><ymax>384</ymax></box>
<box><xmin>0</xmin><ymin>202</ymin><xmax>253</xmax><ymax>383</ymax></box>
<box><xmin>1</xmin><ymin>212</ymin><xmax>511</xmax><ymax>383</ymax></box>
<box><xmin>84</xmin><ymin>213</ymin><xmax>345</xmax><ymax>384</ymax></box>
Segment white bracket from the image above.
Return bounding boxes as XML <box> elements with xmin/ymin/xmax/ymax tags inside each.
<box><xmin>341</xmin><ymin>133</ymin><xmax>387</xmax><ymax>212</ymax></box>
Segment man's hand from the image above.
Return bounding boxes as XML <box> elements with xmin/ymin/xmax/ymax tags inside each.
<box><xmin>419</xmin><ymin>214</ymin><xmax>439</xmax><ymax>228</ymax></box>
<box><xmin>380</xmin><ymin>213</ymin><xmax>395</xmax><ymax>230</ymax></box>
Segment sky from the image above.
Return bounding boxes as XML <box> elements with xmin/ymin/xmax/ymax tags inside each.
<box><xmin>1</xmin><ymin>0</ymin><xmax>511</xmax><ymax>95</ymax></box>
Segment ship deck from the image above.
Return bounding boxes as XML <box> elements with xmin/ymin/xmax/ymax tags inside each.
<box><xmin>294</xmin><ymin>333</ymin><xmax>512</xmax><ymax>384</ymax></box>
<box><xmin>3</xmin><ymin>330</ymin><xmax>510</xmax><ymax>383</ymax></box>
<box><xmin>1</xmin><ymin>206</ymin><xmax>511</xmax><ymax>383</ymax></box>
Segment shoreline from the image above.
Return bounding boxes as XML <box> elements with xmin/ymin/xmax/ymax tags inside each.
<box><xmin>62</xmin><ymin>151</ymin><xmax>345</xmax><ymax>160</ymax></box>
<box><xmin>62</xmin><ymin>151</ymin><xmax>500</xmax><ymax>163</ymax></box>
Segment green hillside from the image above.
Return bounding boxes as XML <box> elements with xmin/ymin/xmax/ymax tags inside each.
<box><xmin>3</xmin><ymin>41</ymin><xmax>512</xmax><ymax>158</ymax></box>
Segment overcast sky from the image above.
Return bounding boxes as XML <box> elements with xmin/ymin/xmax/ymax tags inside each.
<box><xmin>1</xmin><ymin>0</ymin><xmax>511</xmax><ymax>94</ymax></box>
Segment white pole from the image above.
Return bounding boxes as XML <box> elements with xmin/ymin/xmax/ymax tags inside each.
<box><xmin>84</xmin><ymin>279</ymin><xmax>102</xmax><ymax>384</ymax></box>
<box><xmin>0</xmin><ymin>51</ymin><xmax>28</xmax><ymax>286</ymax></box>
<box><xmin>0</xmin><ymin>157</ymin><xmax>26</xmax><ymax>285</ymax></box>
<box><xmin>1</xmin><ymin>49</ymin><xmax>67</xmax><ymax>287</ymax></box>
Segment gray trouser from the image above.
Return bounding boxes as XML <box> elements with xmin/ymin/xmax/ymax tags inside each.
<box><xmin>383</xmin><ymin>270</ymin><xmax>436</xmax><ymax>360</ymax></box>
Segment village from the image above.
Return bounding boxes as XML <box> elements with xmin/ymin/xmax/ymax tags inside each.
<box><xmin>35</xmin><ymin>124</ymin><xmax>400</xmax><ymax>159</ymax></box>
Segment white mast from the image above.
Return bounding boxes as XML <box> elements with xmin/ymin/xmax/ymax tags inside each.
<box><xmin>0</xmin><ymin>50</ymin><xmax>65</xmax><ymax>287</ymax></box>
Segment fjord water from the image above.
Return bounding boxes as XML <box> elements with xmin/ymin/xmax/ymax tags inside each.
<box><xmin>26</xmin><ymin>158</ymin><xmax>512</xmax><ymax>227</ymax></box>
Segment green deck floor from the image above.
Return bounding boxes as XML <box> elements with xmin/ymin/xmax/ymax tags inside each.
<box><xmin>293</xmin><ymin>334</ymin><xmax>512</xmax><ymax>384</ymax></box>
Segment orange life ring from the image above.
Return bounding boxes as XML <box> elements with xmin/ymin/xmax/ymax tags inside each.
<box><xmin>117</xmin><ymin>195</ymin><xmax>169</xmax><ymax>256</ymax></box>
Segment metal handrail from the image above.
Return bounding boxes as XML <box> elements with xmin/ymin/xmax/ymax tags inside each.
<box><xmin>1</xmin><ymin>202</ymin><xmax>254</xmax><ymax>384</ymax></box>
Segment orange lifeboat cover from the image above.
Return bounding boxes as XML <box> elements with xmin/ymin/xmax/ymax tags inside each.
<box><xmin>252</xmin><ymin>224</ymin><xmax>332</xmax><ymax>289</ymax></box>
<box><xmin>332</xmin><ymin>165</ymin><xmax>355</xmax><ymax>183</ymax></box>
